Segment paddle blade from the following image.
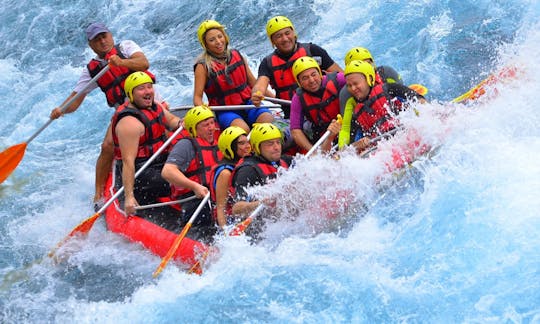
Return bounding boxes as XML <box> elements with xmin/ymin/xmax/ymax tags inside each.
<box><xmin>452</xmin><ymin>66</ymin><xmax>519</xmax><ymax>103</ymax></box>
<box><xmin>0</xmin><ymin>143</ymin><xmax>27</xmax><ymax>184</ymax></box>
<box><xmin>153</xmin><ymin>223</ymin><xmax>192</xmax><ymax>278</ymax></box>
<box><xmin>229</xmin><ymin>217</ymin><xmax>253</xmax><ymax>236</ymax></box>
<box><xmin>408</xmin><ymin>84</ymin><xmax>428</xmax><ymax>96</ymax></box>
<box><xmin>48</xmin><ymin>212</ymin><xmax>101</xmax><ymax>258</ymax></box>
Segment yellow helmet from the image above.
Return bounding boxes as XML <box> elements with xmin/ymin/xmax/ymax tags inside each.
<box><xmin>184</xmin><ymin>105</ymin><xmax>215</xmax><ymax>137</ymax></box>
<box><xmin>250</xmin><ymin>123</ymin><xmax>282</xmax><ymax>155</ymax></box>
<box><xmin>197</xmin><ymin>20</ymin><xmax>229</xmax><ymax>50</ymax></box>
<box><xmin>124</xmin><ymin>71</ymin><xmax>153</xmax><ymax>102</ymax></box>
<box><xmin>266</xmin><ymin>16</ymin><xmax>295</xmax><ymax>40</ymax></box>
<box><xmin>292</xmin><ymin>56</ymin><xmax>322</xmax><ymax>85</ymax></box>
<box><xmin>218</xmin><ymin>126</ymin><xmax>247</xmax><ymax>160</ymax></box>
<box><xmin>345</xmin><ymin>60</ymin><xmax>376</xmax><ymax>87</ymax></box>
<box><xmin>344</xmin><ymin>47</ymin><xmax>375</xmax><ymax>66</ymax></box>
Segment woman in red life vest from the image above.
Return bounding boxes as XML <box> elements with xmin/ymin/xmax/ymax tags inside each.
<box><xmin>193</xmin><ymin>20</ymin><xmax>273</xmax><ymax>132</ymax></box>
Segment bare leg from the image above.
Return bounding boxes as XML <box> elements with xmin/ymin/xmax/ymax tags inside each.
<box><xmin>94</xmin><ymin>124</ymin><xmax>114</xmax><ymax>202</ymax></box>
<box><xmin>256</xmin><ymin>111</ymin><xmax>274</xmax><ymax>123</ymax></box>
<box><xmin>230</xmin><ymin>118</ymin><xmax>250</xmax><ymax>133</ymax></box>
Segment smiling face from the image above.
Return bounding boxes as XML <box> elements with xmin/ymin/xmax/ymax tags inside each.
<box><xmin>270</xmin><ymin>27</ymin><xmax>296</xmax><ymax>54</ymax></box>
<box><xmin>235</xmin><ymin>134</ymin><xmax>251</xmax><ymax>159</ymax></box>
<box><xmin>204</xmin><ymin>29</ymin><xmax>227</xmax><ymax>56</ymax></box>
<box><xmin>346</xmin><ymin>73</ymin><xmax>372</xmax><ymax>101</ymax></box>
<box><xmin>131</xmin><ymin>82</ymin><xmax>154</xmax><ymax>109</ymax></box>
<box><xmin>298</xmin><ymin>67</ymin><xmax>322</xmax><ymax>93</ymax></box>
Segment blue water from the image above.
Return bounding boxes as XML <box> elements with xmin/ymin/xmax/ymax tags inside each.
<box><xmin>1</xmin><ymin>0</ymin><xmax>540</xmax><ymax>322</ymax></box>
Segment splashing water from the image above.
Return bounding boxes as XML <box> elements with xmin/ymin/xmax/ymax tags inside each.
<box><xmin>1</xmin><ymin>0</ymin><xmax>539</xmax><ymax>322</ymax></box>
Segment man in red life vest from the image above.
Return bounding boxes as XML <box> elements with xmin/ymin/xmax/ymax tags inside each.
<box><xmin>231</xmin><ymin>123</ymin><xmax>292</xmax><ymax>240</ymax></box>
<box><xmin>289</xmin><ymin>56</ymin><xmax>343</xmax><ymax>154</ymax></box>
<box><xmin>339</xmin><ymin>60</ymin><xmax>426</xmax><ymax>153</ymax></box>
<box><xmin>49</xmin><ymin>22</ymin><xmax>161</xmax><ymax>210</ymax></box>
<box><xmin>161</xmin><ymin>106</ymin><xmax>223</xmax><ymax>232</ymax></box>
<box><xmin>111</xmin><ymin>72</ymin><xmax>181</xmax><ymax>217</ymax></box>
<box><xmin>250</xmin><ymin>16</ymin><xmax>343</xmax><ymax>119</ymax></box>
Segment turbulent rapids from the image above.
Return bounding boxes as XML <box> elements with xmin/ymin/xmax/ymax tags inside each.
<box><xmin>1</xmin><ymin>1</ymin><xmax>540</xmax><ymax>322</ymax></box>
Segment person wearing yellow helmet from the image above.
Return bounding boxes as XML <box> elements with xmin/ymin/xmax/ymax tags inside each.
<box><xmin>161</xmin><ymin>105</ymin><xmax>222</xmax><ymax>232</ymax></box>
<box><xmin>194</xmin><ymin>19</ymin><xmax>274</xmax><ymax>132</ymax></box>
<box><xmin>111</xmin><ymin>72</ymin><xmax>182</xmax><ymax>217</ymax></box>
<box><xmin>339</xmin><ymin>46</ymin><xmax>427</xmax><ymax>117</ymax></box>
<box><xmin>289</xmin><ymin>56</ymin><xmax>345</xmax><ymax>154</ymax></box>
<box><xmin>230</xmin><ymin>123</ymin><xmax>292</xmax><ymax>232</ymax></box>
<box><xmin>48</xmin><ymin>22</ymin><xmax>166</xmax><ymax>211</ymax></box>
<box><xmin>209</xmin><ymin>126</ymin><xmax>252</xmax><ymax>228</ymax></box>
<box><xmin>250</xmin><ymin>15</ymin><xmax>343</xmax><ymax>118</ymax></box>
<box><xmin>338</xmin><ymin>60</ymin><xmax>426</xmax><ymax>154</ymax></box>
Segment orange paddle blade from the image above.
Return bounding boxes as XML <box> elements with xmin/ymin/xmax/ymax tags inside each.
<box><xmin>229</xmin><ymin>217</ymin><xmax>253</xmax><ymax>236</ymax></box>
<box><xmin>0</xmin><ymin>143</ymin><xmax>27</xmax><ymax>184</ymax></box>
<box><xmin>153</xmin><ymin>223</ymin><xmax>192</xmax><ymax>278</ymax></box>
<box><xmin>408</xmin><ymin>84</ymin><xmax>428</xmax><ymax>96</ymax></box>
<box><xmin>48</xmin><ymin>212</ymin><xmax>101</xmax><ymax>258</ymax></box>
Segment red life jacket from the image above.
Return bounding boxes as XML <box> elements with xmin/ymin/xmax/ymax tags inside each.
<box><xmin>111</xmin><ymin>101</ymin><xmax>169</xmax><ymax>160</ymax></box>
<box><xmin>203</xmin><ymin>49</ymin><xmax>252</xmax><ymax>106</ymax></box>
<box><xmin>296</xmin><ymin>72</ymin><xmax>340</xmax><ymax>141</ymax></box>
<box><xmin>87</xmin><ymin>44</ymin><xmax>155</xmax><ymax>107</ymax></box>
<box><xmin>374</xmin><ymin>72</ymin><xmax>384</xmax><ymax>85</ymax></box>
<box><xmin>170</xmin><ymin>137</ymin><xmax>223</xmax><ymax>199</ymax></box>
<box><xmin>352</xmin><ymin>84</ymin><xmax>403</xmax><ymax>138</ymax></box>
<box><xmin>230</xmin><ymin>155</ymin><xmax>289</xmax><ymax>197</ymax></box>
<box><xmin>265</xmin><ymin>43</ymin><xmax>311</xmax><ymax>101</ymax></box>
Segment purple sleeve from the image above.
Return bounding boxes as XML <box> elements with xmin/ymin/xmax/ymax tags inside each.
<box><xmin>336</xmin><ymin>72</ymin><xmax>347</xmax><ymax>88</ymax></box>
<box><xmin>289</xmin><ymin>95</ymin><xmax>304</xmax><ymax>130</ymax></box>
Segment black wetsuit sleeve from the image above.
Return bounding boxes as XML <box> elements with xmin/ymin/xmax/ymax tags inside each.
<box><xmin>385</xmin><ymin>83</ymin><xmax>425</xmax><ymax>101</ymax></box>
<box><xmin>257</xmin><ymin>56</ymin><xmax>272</xmax><ymax>79</ymax></box>
<box><xmin>309</xmin><ymin>43</ymin><xmax>337</xmax><ymax>71</ymax></box>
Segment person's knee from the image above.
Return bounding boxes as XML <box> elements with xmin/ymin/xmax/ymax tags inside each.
<box><xmin>230</xmin><ymin>118</ymin><xmax>250</xmax><ymax>132</ymax></box>
<box><xmin>256</xmin><ymin>111</ymin><xmax>274</xmax><ymax>123</ymax></box>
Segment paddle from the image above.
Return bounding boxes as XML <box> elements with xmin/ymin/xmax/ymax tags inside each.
<box><xmin>152</xmin><ymin>192</ymin><xmax>211</xmax><ymax>277</ymax></box>
<box><xmin>48</xmin><ymin>125</ymin><xmax>185</xmax><ymax>258</ymax></box>
<box><xmin>263</xmin><ymin>96</ymin><xmax>292</xmax><ymax>105</ymax></box>
<box><xmin>135</xmin><ymin>195</ymin><xmax>196</xmax><ymax>211</ymax></box>
<box><xmin>408</xmin><ymin>84</ymin><xmax>428</xmax><ymax>96</ymax></box>
<box><xmin>170</xmin><ymin>103</ymin><xmax>282</xmax><ymax>112</ymax></box>
<box><xmin>452</xmin><ymin>66</ymin><xmax>517</xmax><ymax>103</ymax></box>
<box><xmin>359</xmin><ymin>128</ymin><xmax>402</xmax><ymax>158</ymax></box>
<box><xmin>0</xmin><ymin>65</ymin><xmax>111</xmax><ymax>185</ymax></box>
